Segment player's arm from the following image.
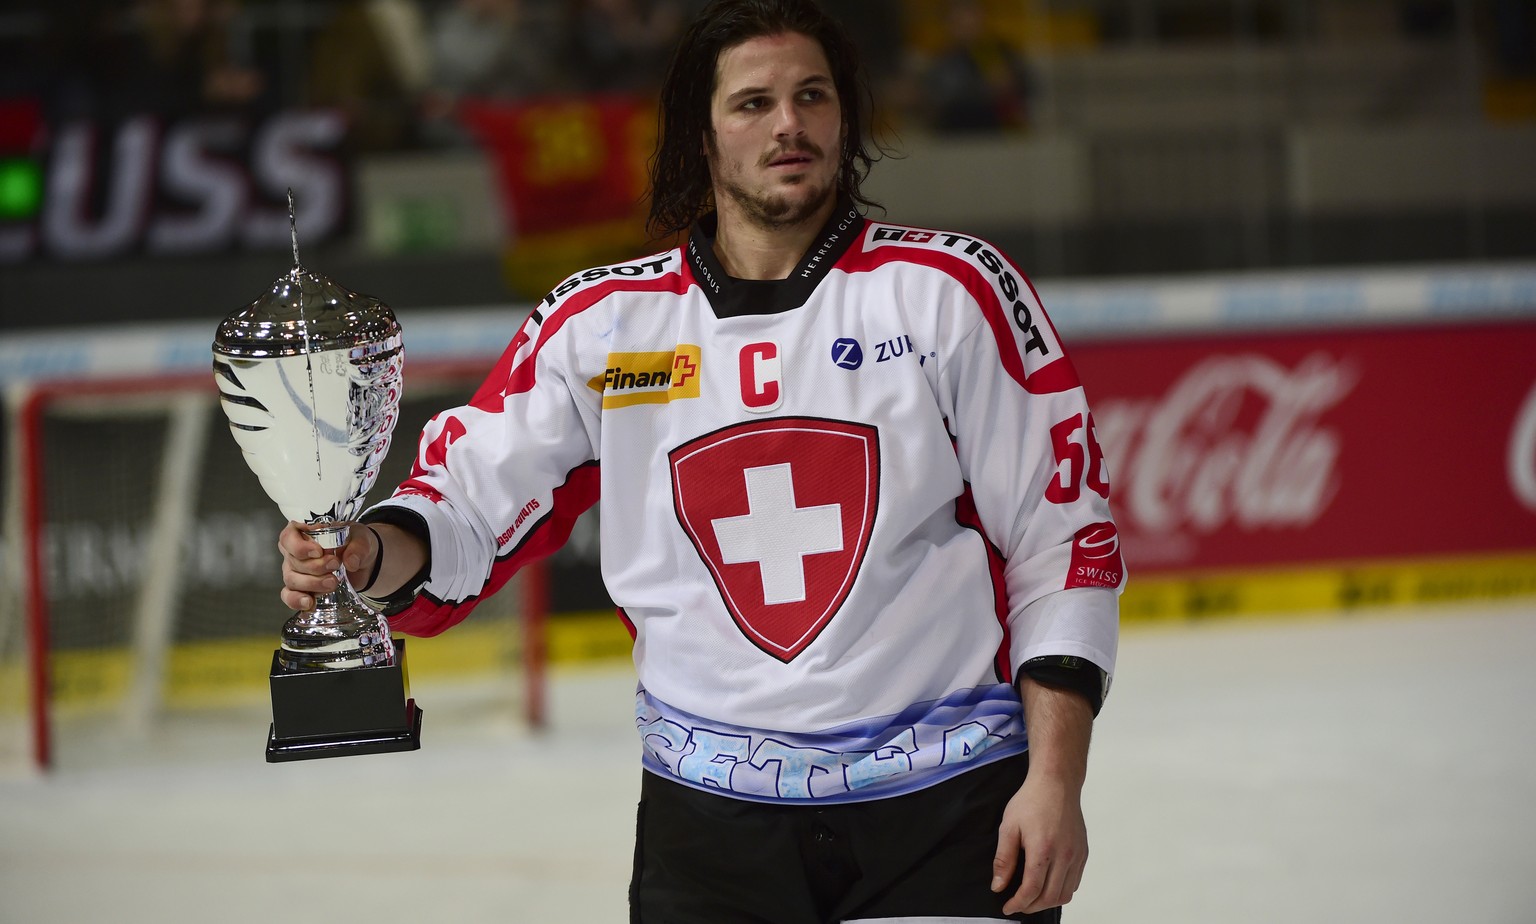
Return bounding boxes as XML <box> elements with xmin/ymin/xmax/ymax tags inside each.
<box><xmin>939</xmin><ymin>278</ymin><xmax>1121</xmax><ymax>684</ymax></box>
<box><xmin>280</xmin><ymin>306</ymin><xmax>602</xmax><ymax>629</ymax></box>
<box><xmin>934</xmin><ymin>249</ymin><xmax>1120</xmax><ymax>912</ymax></box>
<box><xmin>279</xmin><ymin>519</ymin><xmax>428</xmax><ymax>613</ymax></box>
<box><xmin>992</xmin><ymin>676</ymin><xmax>1094</xmax><ymax>914</ymax></box>
<box><xmin>379</xmin><ymin>320</ymin><xmax>603</xmax><ymax>635</ymax></box>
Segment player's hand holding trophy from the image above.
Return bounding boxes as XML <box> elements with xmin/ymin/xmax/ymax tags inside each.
<box><xmin>211</xmin><ymin>196</ymin><xmax>422</xmax><ymax>761</ymax></box>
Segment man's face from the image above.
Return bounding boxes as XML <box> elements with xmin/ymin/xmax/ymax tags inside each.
<box><xmin>706</xmin><ymin>31</ymin><xmax>844</xmax><ymax>231</ymax></box>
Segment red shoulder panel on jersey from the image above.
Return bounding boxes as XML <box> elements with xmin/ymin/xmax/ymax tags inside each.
<box><xmin>836</xmin><ymin>227</ymin><xmax>1081</xmax><ymax>396</ymax></box>
<box><xmin>468</xmin><ymin>254</ymin><xmax>694</xmax><ymax>412</ymax></box>
<box><xmin>953</xmin><ymin>478</ymin><xmax>1014</xmax><ymax>685</ymax></box>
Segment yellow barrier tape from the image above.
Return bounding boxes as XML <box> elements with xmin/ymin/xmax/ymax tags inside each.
<box><xmin>4</xmin><ymin>551</ymin><xmax>1532</xmax><ymax>714</ymax></box>
<box><xmin>1119</xmin><ymin>551</ymin><xmax>1536</xmax><ymax>622</ymax></box>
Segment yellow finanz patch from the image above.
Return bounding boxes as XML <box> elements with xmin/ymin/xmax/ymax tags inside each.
<box><xmin>590</xmin><ymin>345</ymin><xmax>702</xmax><ymax>408</ymax></box>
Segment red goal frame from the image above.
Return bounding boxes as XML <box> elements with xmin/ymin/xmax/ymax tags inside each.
<box><xmin>7</xmin><ymin>362</ymin><xmax>548</xmax><ymax>772</ymax></box>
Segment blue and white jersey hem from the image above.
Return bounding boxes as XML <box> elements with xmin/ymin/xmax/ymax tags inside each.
<box><xmin>635</xmin><ymin>684</ymin><xmax>1028</xmax><ymax>805</ymax></box>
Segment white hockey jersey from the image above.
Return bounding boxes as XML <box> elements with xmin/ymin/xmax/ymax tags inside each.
<box><xmin>373</xmin><ymin>199</ymin><xmax>1123</xmax><ymax>804</ymax></box>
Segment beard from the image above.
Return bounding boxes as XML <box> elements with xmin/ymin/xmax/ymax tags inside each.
<box><xmin>717</xmin><ymin>175</ymin><xmax>835</xmax><ymax>231</ymax></box>
<box><xmin>708</xmin><ymin>136</ymin><xmax>839</xmax><ymax>232</ymax></box>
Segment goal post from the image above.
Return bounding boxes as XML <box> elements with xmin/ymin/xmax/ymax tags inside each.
<box><xmin>0</xmin><ymin>362</ymin><xmax>549</xmax><ymax>774</ymax></box>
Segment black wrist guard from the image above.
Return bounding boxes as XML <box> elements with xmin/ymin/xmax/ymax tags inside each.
<box><xmin>1019</xmin><ymin>655</ymin><xmax>1107</xmax><ymax>716</ymax></box>
<box><xmin>357</xmin><ymin>507</ymin><xmax>432</xmax><ymax>617</ymax></box>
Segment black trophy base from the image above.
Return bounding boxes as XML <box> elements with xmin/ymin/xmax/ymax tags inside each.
<box><xmin>265</xmin><ymin>638</ymin><xmax>423</xmax><ymax>763</ymax></box>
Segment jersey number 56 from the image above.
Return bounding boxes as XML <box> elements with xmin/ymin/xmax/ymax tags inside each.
<box><xmin>1046</xmin><ymin>412</ymin><xmax>1110</xmax><ymax>504</ymax></box>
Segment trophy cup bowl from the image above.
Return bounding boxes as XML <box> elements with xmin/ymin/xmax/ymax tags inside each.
<box><xmin>213</xmin><ymin>259</ymin><xmax>421</xmax><ymax>761</ymax></box>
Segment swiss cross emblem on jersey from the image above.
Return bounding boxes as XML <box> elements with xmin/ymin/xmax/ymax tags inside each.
<box><xmin>669</xmin><ymin>417</ymin><xmax>880</xmax><ymax>662</ymax></box>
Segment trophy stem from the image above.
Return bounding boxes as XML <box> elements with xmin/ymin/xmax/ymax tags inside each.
<box><xmin>279</xmin><ymin>522</ymin><xmax>396</xmax><ymax>671</ymax></box>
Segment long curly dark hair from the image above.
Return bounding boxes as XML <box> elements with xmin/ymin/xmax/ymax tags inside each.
<box><xmin>645</xmin><ymin>0</ymin><xmax>883</xmax><ymax>239</ymax></box>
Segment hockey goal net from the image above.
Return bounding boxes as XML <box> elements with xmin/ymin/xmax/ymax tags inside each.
<box><xmin>0</xmin><ymin>360</ymin><xmax>548</xmax><ymax>774</ymax></box>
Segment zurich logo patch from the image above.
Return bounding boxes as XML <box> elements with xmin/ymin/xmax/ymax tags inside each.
<box><xmin>830</xmin><ymin>338</ymin><xmax>863</xmax><ymax>370</ymax></box>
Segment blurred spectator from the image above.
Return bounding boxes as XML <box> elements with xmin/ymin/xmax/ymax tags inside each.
<box><xmin>139</xmin><ymin>0</ymin><xmax>264</xmax><ymax>111</ymax></box>
<box><xmin>307</xmin><ymin>0</ymin><xmax>431</xmax><ymax>152</ymax></box>
<box><xmin>823</xmin><ymin>0</ymin><xmax>910</xmax><ymax>126</ymax></box>
<box><xmin>1399</xmin><ymin>0</ymin><xmax>1535</xmax><ymax>79</ymax></box>
<box><xmin>1493</xmin><ymin>0</ymin><xmax>1535</xmax><ymax>77</ymax></box>
<box><xmin>41</xmin><ymin>0</ymin><xmax>266</xmax><ymax>124</ymax></box>
<box><xmin>1397</xmin><ymin>0</ymin><xmax>1456</xmax><ymax>39</ymax></box>
<box><xmin>29</xmin><ymin>1</ymin><xmax>122</xmax><ymax>123</ymax></box>
<box><xmin>919</xmin><ymin>0</ymin><xmax>1030</xmax><ymax>134</ymax></box>
<box><xmin>566</xmin><ymin>0</ymin><xmax>686</xmax><ymax>93</ymax></box>
<box><xmin>823</xmin><ymin>0</ymin><xmax>903</xmax><ymax>88</ymax></box>
<box><xmin>427</xmin><ymin>0</ymin><xmax>565</xmax><ymax>98</ymax></box>
<box><xmin>416</xmin><ymin>0</ymin><xmax>568</xmax><ymax>144</ymax></box>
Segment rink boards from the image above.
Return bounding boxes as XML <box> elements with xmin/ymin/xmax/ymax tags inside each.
<box><xmin>2</xmin><ymin>263</ymin><xmax>1533</xmax><ymax>712</ymax></box>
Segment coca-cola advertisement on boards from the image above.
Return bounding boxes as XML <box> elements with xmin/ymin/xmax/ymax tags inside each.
<box><xmin>1072</xmin><ymin>321</ymin><xmax>1536</xmax><ymax>573</ymax></box>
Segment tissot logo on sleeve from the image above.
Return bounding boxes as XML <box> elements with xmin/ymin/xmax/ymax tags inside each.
<box><xmin>739</xmin><ymin>341</ymin><xmax>783</xmax><ymax>412</ymax></box>
<box><xmin>670</xmin><ymin>418</ymin><xmax>880</xmax><ymax>662</ymax></box>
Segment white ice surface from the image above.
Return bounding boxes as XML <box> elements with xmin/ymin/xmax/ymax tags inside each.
<box><xmin>2</xmin><ymin>600</ymin><xmax>1533</xmax><ymax>923</ymax></box>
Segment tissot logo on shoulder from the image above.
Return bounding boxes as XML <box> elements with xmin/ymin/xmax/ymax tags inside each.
<box><xmin>872</xmin><ymin>226</ymin><xmax>949</xmax><ymax>245</ymax></box>
<box><xmin>541</xmin><ymin>256</ymin><xmax>676</xmax><ymax>307</ymax></box>
<box><xmin>868</xmin><ymin>226</ymin><xmax>1050</xmax><ymax>358</ymax></box>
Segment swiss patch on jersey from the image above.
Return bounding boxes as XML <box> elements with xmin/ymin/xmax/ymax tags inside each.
<box><xmin>669</xmin><ymin>417</ymin><xmax>880</xmax><ymax>662</ymax></box>
<box><xmin>1066</xmin><ymin>521</ymin><xmax>1124</xmax><ymax>589</ymax></box>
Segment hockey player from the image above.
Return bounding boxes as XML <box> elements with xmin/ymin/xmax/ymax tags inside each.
<box><xmin>279</xmin><ymin>1</ymin><xmax>1123</xmax><ymax>920</ymax></box>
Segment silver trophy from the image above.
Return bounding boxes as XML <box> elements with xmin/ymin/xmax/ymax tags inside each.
<box><xmin>212</xmin><ymin>194</ymin><xmax>421</xmax><ymax>761</ymax></box>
